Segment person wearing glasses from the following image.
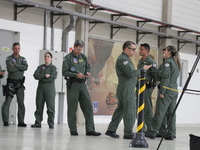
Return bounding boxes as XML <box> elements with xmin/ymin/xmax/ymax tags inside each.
<box><xmin>62</xmin><ymin>39</ymin><xmax>101</xmax><ymax>136</ymax></box>
<box><xmin>145</xmin><ymin>46</ymin><xmax>181</xmax><ymax>140</ymax></box>
<box><xmin>105</xmin><ymin>41</ymin><xmax>152</xmax><ymax>139</ymax></box>
<box><xmin>136</xmin><ymin>43</ymin><xmax>158</xmax><ymax>132</ymax></box>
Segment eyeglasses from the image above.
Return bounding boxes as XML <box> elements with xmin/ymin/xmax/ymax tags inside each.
<box><xmin>128</xmin><ymin>47</ymin><xmax>136</xmax><ymax>51</ymax></box>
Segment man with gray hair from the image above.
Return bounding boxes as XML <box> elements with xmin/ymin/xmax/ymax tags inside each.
<box><xmin>62</xmin><ymin>39</ymin><xmax>101</xmax><ymax>136</ymax></box>
<box><xmin>105</xmin><ymin>41</ymin><xmax>152</xmax><ymax>139</ymax></box>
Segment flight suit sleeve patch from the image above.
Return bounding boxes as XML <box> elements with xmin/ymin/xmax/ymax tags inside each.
<box><xmin>165</xmin><ymin>63</ymin><xmax>170</xmax><ymax>67</ymax></box>
<box><xmin>123</xmin><ymin>60</ymin><xmax>129</xmax><ymax>65</ymax></box>
<box><xmin>152</xmin><ymin>63</ymin><xmax>157</xmax><ymax>67</ymax></box>
<box><xmin>70</xmin><ymin>67</ymin><xmax>75</xmax><ymax>71</ymax></box>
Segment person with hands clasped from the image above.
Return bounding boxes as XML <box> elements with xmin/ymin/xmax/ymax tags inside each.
<box><xmin>62</xmin><ymin>40</ymin><xmax>101</xmax><ymax>136</ymax></box>
<box><xmin>31</xmin><ymin>52</ymin><xmax>57</xmax><ymax>129</ymax></box>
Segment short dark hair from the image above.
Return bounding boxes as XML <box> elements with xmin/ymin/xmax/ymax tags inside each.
<box><xmin>122</xmin><ymin>41</ymin><xmax>135</xmax><ymax>51</ymax></box>
<box><xmin>74</xmin><ymin>40</ymin><xmax>84</xmax><ymax>47</ymax></box>
<box><xmin>12</xmin><ymin>42</ymin><xmax>20</xmax><ymax>48</ymax></box>
<box><xmin>140</xmin><ymin>43</ymin><xmax>150</xmax><ymax>52</ymax></box>
<box><xmin>45</xmin><ymin>52</ymin><xmax>53</xmax><ymax>58</ymax></box>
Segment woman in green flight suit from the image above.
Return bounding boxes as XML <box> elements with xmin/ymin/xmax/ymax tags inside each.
<box><xmin>145</xmin><ymin>46</ymin><xmax>182</xmax><ymax>140</ymax></box>
<box><xmin>31</xmin><ymin>52</ymin><xmax>57</xmax><ymax>129</ymax></box>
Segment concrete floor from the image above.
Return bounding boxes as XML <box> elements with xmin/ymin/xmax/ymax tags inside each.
<box><xmin>0</xmin><ymin>124</ymin><xmax>199</xmax><ymax>150</ymax></box>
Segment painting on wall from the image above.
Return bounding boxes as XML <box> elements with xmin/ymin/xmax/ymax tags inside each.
<box><xmin>87</xmin><ymin>37</ymin><xmax>158</xmax><ymax>115</ymax></box>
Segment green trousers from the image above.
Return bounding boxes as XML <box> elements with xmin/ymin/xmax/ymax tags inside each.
<box><xmin>34</xmin><ymin>83</ymin><xmax>55</xmax><ymax>126</ymax></box>
<box><xmin>158</xmin><ymin>114</ymin><xmax>167</xmax><ymax>134</ymax></box>
<box><xmin>148</xmin><ymin>90</ymin><xmax>178</xmax><ymax>136</ymax></box>
<box><xmin>1</xmin><ymin>82</ymin><xmax>25</xmax><ymax>123</ymax></box>
<box><xmin>67</xmin><ymin>82</ymin><xmax>95</xmax><ymax>132</ymax></box>
<box><xmin>107</xmin><ymin>93</ymin><xmax>136</xmax><ymax>136</ymax></box>
<box><xmin>143</xmin><ymin>88</ymin><xmax>154</xmax><ymax>131</ymax></box>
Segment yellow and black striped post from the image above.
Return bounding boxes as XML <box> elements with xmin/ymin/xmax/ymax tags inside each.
<box><xmin>129</xmin><ymin>69</ymin><xmax>148</xmax><ymax>148</ymax></box>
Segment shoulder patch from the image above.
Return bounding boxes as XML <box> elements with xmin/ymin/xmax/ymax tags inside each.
<box><xmin>152</xmin><ymin>63</ymin><xmax>157</xmax><ymax>67</ymax></box>
<box><xmin>70</xmin><ymin>67</ymin><xmax>75</xmax><ymax>71</ymax></box>
<box><xmin>165</xmin><ymin>63</ymin><xmax>170</xmax><ymax>67</ymax></box>
<box><xmin>123</xmin><ymin>60</ymin><xmax>129</xmax><ymax>65</ymax></box>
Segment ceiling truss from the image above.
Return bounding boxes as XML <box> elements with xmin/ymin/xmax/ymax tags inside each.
<box><xmin>4</xmin><ymin>0</ymin><xmax>200</xmax><ymax>53</ymax></box>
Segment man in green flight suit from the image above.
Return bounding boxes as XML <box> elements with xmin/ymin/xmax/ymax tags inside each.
<box><xmin>145</xmin><ymin>46</ymin><xmax>181</xmax><ymax>140</ymax></box>
<box><xmin>1</xmin><ymin>42</ymin><xmax>28</xmax><ymax>127</ymax></box>
<box><xmin>105</xmin><ymin>41</ymin><xmax>152</xmax><ymax>139</ymax></box>
<box><xmin>137</xmin><ymin>43</ymin><xmax>158</xmax><ymax>132</ymax></box>
<box><xmin>62</xmin><ymin>39</ymin><xmax>101</xmax><ymax>136</ymax></box>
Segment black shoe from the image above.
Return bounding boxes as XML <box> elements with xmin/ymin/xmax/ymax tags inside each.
<box><xmin>165</xmin><ymin>135</ymin><xmax>176</xmax><ymax>140</ymax></box>
<box><xmin>49</xmin><ymin>125</ymin><xmax>54</xmax><ymax>129</ymax></box>
<box><xmin>70</xmin><ymin>131</ymin><xmax>78</xmax><ymax>136</ymax></box>
<box><xmin>145</xmin><ymin>132</ymin><xmax>155</xmax><ymax>139</ymax></box>
<box><xmin>31</xmin><ymin>124</ymin><xmax>41</xmax><ymax>128</ymax></box>
<box><xmin>18</xmin><ymin>123</ymin><xmax>27</xmax><ymax>127</ymax></box>
<box><xmin>155</xmin><ymin>133</ymin><xmax>163</xmax><ymax>138</ymax></box>
<box><xmin>86</xmin><ymin>131</ymin><xmax>101</xmax><ymax>136</ymax></box>
<box><xmin>123</xmin><ymin>135</ymin><xmax>133</xmax><ymax>139</ymax></box>
<box><xmin>105</xmin><ymin>130</ymin><xmax>119</xmax><ymax>138</ymax></box>
<box><xmin>3</xmin><ymin>122</ymin><xmax>9</xmax><ymax>126</ymax></box>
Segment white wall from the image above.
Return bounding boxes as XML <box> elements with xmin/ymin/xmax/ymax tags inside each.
<box><xmin>172</xmin><ymin>0</ymin><xmax>200</xmax><ymax>31</ymax></box>
<box><xmin>177</xmin><ymin>53</ymin><xmax>200</xmax><ymax>124</ymax></box>
<box><xmin>93</xmin><ymin>0</ymin><xmax>163</xmax><ymax>21</ymax></box>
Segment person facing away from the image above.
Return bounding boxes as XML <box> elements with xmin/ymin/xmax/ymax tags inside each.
<box><xmin>145</xmin><ymin>45</ymin><xmax>182</xmax><ymax>140</ymax></box>
<box><xmin>62</xmin><ymin>39</ymin><xmax>101</xmax><ymax>136</ymax></box>
<box><xmin>1</xmin><ymin>42</ymin><xmax>28</xmax><ymax>127</ymax></box>
<box><xmin>137</xmin><ymin>43</ymin><xmax>158</xmax><ymax>132</ymax></box>
<box><xmin>31</xmin><ymin>52</ymin><xmax>57</xmax><ymax>129</ymax></box>
<box><xmin>105</xmin><ymin>40</ymin><xmax>152</xmax><ymax>139</ymax></box>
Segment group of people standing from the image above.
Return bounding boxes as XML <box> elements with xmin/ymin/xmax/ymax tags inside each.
<box><xmin>105</xmin><ymin>41</ymin><xmax>181</xmax><ymax>141</ymax></box>
<box><xmin>0</xmin><ymin>40</ymin><xmax>101</xmax><ymax>136</ymax></box>
<box><xmin>0</xmin><ymin>42</ymin><xmax>57</xmax><ymax>129</ymax></box>
<box><xmin>0</xmin><ymin>39</ymin><xmax>181</xmax><ymax>139</ymax></box>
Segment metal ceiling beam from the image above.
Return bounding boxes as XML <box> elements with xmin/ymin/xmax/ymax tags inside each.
<box><xmin>67</xmin><ymin>0</ymin><xmax>200</xmax><ymax>35</ymax></box>
<box><xmin>3</xmin><ymin>0</ymin><xmax>200</xmax><ymax>44</ymax></box>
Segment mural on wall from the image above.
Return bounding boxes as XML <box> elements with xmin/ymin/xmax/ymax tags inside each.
<box><xmin>87</xmin><ymin>37</ymin><xmax>157</xmax><ymax>115</ymax></box>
